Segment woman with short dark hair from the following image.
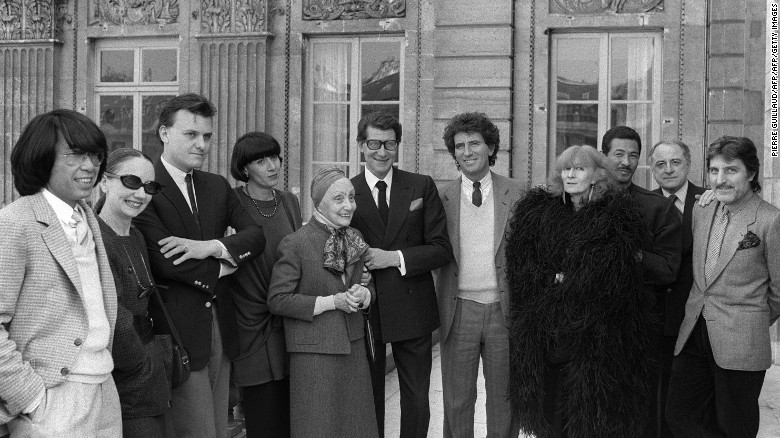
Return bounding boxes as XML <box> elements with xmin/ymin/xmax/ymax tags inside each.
<box><xmin>229</xmin><ymin>131</ymin><xmax>301</xmax><ymax>437</ymax></box>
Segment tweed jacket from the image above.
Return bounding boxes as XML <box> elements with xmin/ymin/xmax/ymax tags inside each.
<box><xmin>133</xmin><ymin>161</ymin><xmax>266</xmax><ymax>370</ymax></box>
<box><xmin>0</xmin><ymin>193</ymin><xmax>117</xmax><ymax>424</ymax></box>
<box><xmin>653</xmin><ymin>181</ymin><xmax>706</xmax><ymax>336</ymax></box>
<box><xmin>268</xmin><ymin>219</ymin><xmax>368</xmax><ymax>355</ymax></box>
<box><xmin>350</xmin><ymin>168</ymin><xmax>453</xmax><ymax>343</ymax></box>
<box><xmin>436</xmin><ymin>172</ymin><xmax>524</xmax><ymax>343</ymax></box>
<box><xmin>675</xmin><ymin>192</ymin><xmax>780</xmax><ymax>371</ymax></box>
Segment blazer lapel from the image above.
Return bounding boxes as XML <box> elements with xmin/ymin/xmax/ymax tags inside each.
<box><xmin>353</xmin><ymin>174</ymin><xmax>385</xmax><ymax>243</ymax></box>
<box><xmin>33</xmin><ymin>194</ymin><xmax>83</xmax><ymax>299</ymax></box>
<box><xmin>707</xmin><ymin>194</ymin><xmax>760</xmax><ymax>287</ymax></box>
<box><xmin>383</xmin><ymin>170</ymin><xmax>411</xmax><ymax>247</ymax></box>
<box><xmin>156</xmin><ymin>161</ymin><xmax>202</xmax><ymax>239</ymax></box>
<box><xmin>682</xmin><ymin>182</ymin><xmax>698</xmax><ymax>249</ymax></box>
<box><xmin>492</xmin><ymin>173</ymin><xmax>511</xmax><ymax>257</ymax></box>
<box><xmin>441</xmin><ymin>178</ymin><xmax>461</xmax><ymax>264</ymax></box>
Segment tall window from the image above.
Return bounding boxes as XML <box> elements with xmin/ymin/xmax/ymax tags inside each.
<box><xmin>303</xmin><ymin>36</ymin><xmax>404</xmax><ymax>216</ymax></box>
<box><xmin>550</xmin><ymin>32</ymin><xmax>661</xmax><ymax>187</ymax></box>
<box><xmin>93</xmin><ymin>39</ymin><xmax>179</xmax><ymax>164</ymax></box>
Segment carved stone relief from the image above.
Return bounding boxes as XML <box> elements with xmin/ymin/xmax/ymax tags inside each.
<box><xmin>0</xmin><ymin>1</ymin><xmax>23</xmax><ymax>40</ymax></box>
<box><xmin>551</xmin><ymin>0</ymin><xmax>663</xmax><ymax>14</ymax></box>
<box><xmin>90</xmin><ymin>0</ymin><xmax>179</xmax><ymax>26</ymax></box>
<box><xmin>0</xmin><ymin>0</ymin><xmax>68</xmax><ymax>40</ymax></box>
<box><xmin>200</xmin><ymin>0</ymin><xmax>267</xmax><ymax>34</ymax></box>
<box><xmin>303</xmin><ymin>0</ymin><xmax>406</xmax><ymax>21</ymax></box>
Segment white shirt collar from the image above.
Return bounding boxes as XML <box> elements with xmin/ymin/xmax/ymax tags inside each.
<box><xmin>365</xmin><ymin>166</ymin><xmax>394</xmax><ymax>190</ymax></box>
<box><xmin>160</xmin><ymin>156</ymin><xmax>191</xmax><ymax>183</ymax></box>
<box><xmin>461</xmin><ymin>171</ymin><xmax>492</xmax><ymax>198</ymax></box>
<box><xmin>41</xmin><ymin>188</ymin><xmax>83</xmax><ymax>224</ymax></box>
<box><xmin>662</xmin><ymin>181</ymin><xmax>688</xmax><ymax>202</ymax></box>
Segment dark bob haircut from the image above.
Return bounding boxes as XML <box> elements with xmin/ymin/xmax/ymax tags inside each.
<box><xmin>601</xmin><ymin>125</ymin><xmax>642</xmax><ymax>155</ymax></box>
<box><xmin>356</xmin><ymin>112</ymin><xmax>402</xmax><ymax>144</ymax></box>
<box><xmin>442</xmin><ymin>112</ymin><xmax>500</xmax><ymax>167</ymax></box>
<box><xmin>156</xmin><ymin>93</ymin><xmax>216</xmax><ymax>146</ymax></box>
<box><xmin>706</xmin><ymin>136</ymin><xmax>761</xmax><ymax>192</ymax></box>
<box><xmin>230</xmin><ymin>132</ymin><xmax>283</xmax><ymax>182</ymax></box>
<box><xmin>11</xmin><ymin>109</ymin><xmax>107</xmax><ymax>196</ymax></box>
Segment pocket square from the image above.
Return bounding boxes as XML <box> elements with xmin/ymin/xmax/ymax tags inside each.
<box><xmin>737</xmin><ymin>231</ymin><xmax>761</xmax><ymax>250</ymax></box>
<box><xmin>409</xmin><ymin>198</ymin><xmax>423</xmax><ymax>211</ymax></box>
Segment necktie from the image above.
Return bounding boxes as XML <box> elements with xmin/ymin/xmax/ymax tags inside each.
<box><xmin>70</xmin><ymin>209</ymin><xmax>89</xmax><ymax>246</ymax></box>
<box><xmin>376</xmin><ymin>180</ymin><xmax>389</xmax><ymax>226</ymax></box>
<box><xmin>185</xmin><ymin>173</ymin><xmax>201</xmax><ymax>229</ymax></box>
<box><xmin>472</xmin><ymin>181</ymin><xmax>482</xmax><ymax>207</ymax></box>
<box><xmin>668</xmin><ymin>194</ymin><xmax>682</xmax><ymax>220</ymax></box>
<box><xmin>705</xmin><ymin>206</ymin><xmax>729</xmax><ymax>282</ymax></box>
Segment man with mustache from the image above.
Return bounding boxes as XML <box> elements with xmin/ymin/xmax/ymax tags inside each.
<box><xmin>649</xmin><ymin>140</ymin><xmax>706</xmax><ymax>438</ymax></box>
<box><xmin>602</xmin><ymin>126</ymin><xmax>681</xmax><ymax>437</ymax></box>
<box><xmin>665</xmin><ymin>136</ymin><xmax>780</xmax><ymax>438</ymax></box>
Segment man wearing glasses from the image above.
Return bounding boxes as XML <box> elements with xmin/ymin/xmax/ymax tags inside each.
<box><xmin>0</xmin><ymin>109</ymin><xmax>120</xmax><ymax>436</ymax></box>
<box><xmin>350</xmin><ymin>112</ymin><xmax>453</xmax><ymax>438</ymax></box>
<box><xmin>133</xmin><ymin>93</ymin><xmax>265</xmax><ymax>438</ymax></box>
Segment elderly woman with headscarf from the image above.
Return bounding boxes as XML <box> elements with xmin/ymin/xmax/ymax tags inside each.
<box><xmin>506</xmin><ymin>145</ymin><xmax>657</xmax><ymax>438</ymax></box>
<box><xmin>268</xmin><ymin>167</ymin><xmax>378</xmax><ymax>438</ymax></box>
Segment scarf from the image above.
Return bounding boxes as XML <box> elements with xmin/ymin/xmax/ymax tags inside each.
<box><xmin>313</xmin><ymin>210</ymin><xmax>369</xmax><ymax>275</ymax></box>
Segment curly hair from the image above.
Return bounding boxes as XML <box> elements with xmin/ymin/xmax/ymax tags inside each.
<box><xmin>548</xmin><ymin>145</ymin><xmax>619</xmax><ymax>202</ymax></box>
<box><xmin>442</xmin><ymin>112</ymin><xmax>499</xmax><ymax>167</ymax></box>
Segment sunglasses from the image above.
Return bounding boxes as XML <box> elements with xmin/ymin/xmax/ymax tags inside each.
<box><xmin>138</xmin><ymin>283</ymin><xmax>168</xmax><ymax>299</ymax></box>
<box><xmin>105</xmin><ymin>172</ymin><xmax>164</xmax><ymax>195</ymax></box>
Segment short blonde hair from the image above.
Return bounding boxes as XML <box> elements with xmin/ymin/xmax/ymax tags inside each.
<box><xmin>548</xmin><ymin>145</ymin><xmax>619</xmax><ymax>201</ymax></box>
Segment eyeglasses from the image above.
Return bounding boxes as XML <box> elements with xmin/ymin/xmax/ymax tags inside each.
<box><xmin>138</xmin><ymin>283</ymin><xmax>168</xmax><ymax>299</ymax></box>
<box><xmin>363</xmin><ymin>140</ymin><xmax>399</xmax><ymax>151</ymax></box>
<box><xmin>105</xmin><ymin>172</ymin><xmax>164</xmax><ymax>195</ymax></box>
<box><xmin>61</xmin><ymin>151</ymin><xmax>105</xmax><ymax>167</ymax></box>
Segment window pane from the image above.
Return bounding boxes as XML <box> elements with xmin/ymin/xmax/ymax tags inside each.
<box><xmin>361</xmin><ymin>104</ymin><xmax>399</xmax><ymax>121</ymax></box>
<box><xmin>142</xmin><ymin>95</ymin><xmax>174</xmax><ymax>163</ymax></box>
<box><xmin>99</xmin><ymin>95</ymin><xmax>134</xmax><ymax>151</ymax></box>
<box><xmin>555</xmin><ymin>103</ymin><xmax>598</xmax><ymax>155</ymax></box>
<box><xmin>611</xmin><ymin>102</ymin><xmax>652</xmax><ymax>187</ymax></box>
<box><xmin>361</xmin><ymin>41</ymin><xmax>400</xmax><ymax>101</ymax></box>
<box><xmin>312</xmin><ymin>103</ymin><xmax>350</xmax><ymax>162</ymax></box>
<box><xmin>100</xmin><ymin>50</ymin><xmax>134</xmax><ymax>83</ymax></box>
<box><xmin>611</xmin><ymin>37</ymin><xmax>654</xmax><ymax>100</ymax></box>
<box><xmin>312</xmin><ymin>43</ymin><xmax>351</xmax><ymax>102</ymax></box>
<box><xmin>142</xmin><ymin>49</ymin><xmax>177</xmax><ymax>82</ymax></box>
<box><xmin>556</xmin><ymin>38</ymin><xmax>599</xmax><ymax>101</ymax></box>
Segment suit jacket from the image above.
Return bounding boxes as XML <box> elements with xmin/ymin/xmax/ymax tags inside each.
<box><xmin>267</xmin><ymin>220</ymin><xmax>367</xmax><ymax>355</ymax></box>
<box><xmin>133</xmin><ymin>161</ymin><xmax>266</xmax><ymax>370</ymax></box>
<box><xmin>675</xmin><ymin>193</ymin><xmax>780</xmax><ymax>371</ymax></box>
<box><xmin>436</xmin><ymin>172</ymin><xmax>523</xmax><ymax>343</ymax></box>
<box><xmin>653</xmin><ymin>181</ymin><xmax>706</xmax><ymax>336</ymax></box>
<box><xmin>0</xmin><ymin>193</ymin><xmax>117</xmax><ymax>424</ymax></box>
<box><xmin>351</xmin><ymin>168</ymin><xmax>453</xmax><ymax>343</ymax></box>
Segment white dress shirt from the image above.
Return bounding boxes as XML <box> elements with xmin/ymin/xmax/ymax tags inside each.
<box><xmin>363</xmin><ymin>168</ymin><xmax>407</xmax><ymax>275</ymax></box>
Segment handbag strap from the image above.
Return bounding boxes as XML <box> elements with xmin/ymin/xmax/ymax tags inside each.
<box><xmin>153</xmin><ymin>286</ymin><xmax>186</xmax><ymax>349</ymax></box>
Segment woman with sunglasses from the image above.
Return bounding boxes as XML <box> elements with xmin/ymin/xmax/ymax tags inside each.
<box><xmin>95</xmin><ymin>148</ymin><xmax>173</xmax><ymax>437</ymax></box>
<box><xmin>228</xmin><ymin>132</ymin><xmax>301</xmax><ymax>437</ymax></box>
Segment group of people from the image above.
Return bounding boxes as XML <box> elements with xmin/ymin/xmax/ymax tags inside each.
<box><xmin>0</xmin><ymin>91</ymin><xmax>776</xmax><ymax>438</ymax></box>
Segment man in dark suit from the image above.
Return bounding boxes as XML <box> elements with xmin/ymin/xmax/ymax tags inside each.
<box><xmin>436</xmin><ymin>113</ymin><xmax>522</xmax><ymax>438</ymax></box>
<box><xmin>649</xmin><ymin>139</ymin><xmax>706</xmax><ymax>438</ymax></box>
<box><xmin>134</xmin><ymin>93</ymin><xmax>265</xmax><ymax>438</ymax></box>
<box><xmin>666</xmin><ymin>136</ymin><xmax>780</xmax><ymax>437</ymax></box>
<box><xmin>602</xmin><ymin>126</ymin><xmax>681</xmax><ymax>438</ymax></box>
<box><xmin>350</xmin><ymin>112</ymin><xmax>453</xmax><ymax>438</ymax></box>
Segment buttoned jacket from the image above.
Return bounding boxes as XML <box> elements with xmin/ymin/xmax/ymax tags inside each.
<box><xmin>0</xmin><ymin>193</ymin><xmax>117</xmax><ymax>424</ymax></box>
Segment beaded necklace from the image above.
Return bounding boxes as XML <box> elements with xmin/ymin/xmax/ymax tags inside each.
<box><xmin>244</xmin><ymin>185</ymin><xmax>278</xmax><ymax>218</ymax></box>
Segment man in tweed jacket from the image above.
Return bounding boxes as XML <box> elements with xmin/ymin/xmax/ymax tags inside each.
<box><xmin>0</xmin><ymin>110</ymin><xmax>120</xmax><ymax>436</ymax></box>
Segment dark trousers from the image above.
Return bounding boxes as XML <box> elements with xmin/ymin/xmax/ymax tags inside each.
<box><xmin>666</xmin><ymin>316</ymin><xmax>766</xmax><ymax>438</ymax></box>
<box><xmin>370</xmin><ymin>333</ymin><xmax>433</xmax><ymax>438</ymax></box>
<box><xmin>659</xmin><ymin>334</ymin><xmax>677</xmax><ymax>438</ymax></box>
<box><xmin>241</xmin><ymin>377</ymin><xmax>291</xmax><ymax>438</ymax></box>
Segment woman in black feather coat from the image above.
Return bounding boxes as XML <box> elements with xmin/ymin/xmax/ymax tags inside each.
<box><xmin>506</xmin><ymin>145</ymin><xmax>657</xmax><ymax>438</ymax></box>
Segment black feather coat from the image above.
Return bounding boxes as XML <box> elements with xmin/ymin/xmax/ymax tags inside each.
<box><xmin>506</xmin><ymin>188</ymin><xmax>658</xmax><ymax>438</ymax></box>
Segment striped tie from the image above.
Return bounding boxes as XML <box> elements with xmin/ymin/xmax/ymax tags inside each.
<box><xmin>705</xmin><ymin>206</ymin><xmax>729</xmax><ymax>282</ymax></box>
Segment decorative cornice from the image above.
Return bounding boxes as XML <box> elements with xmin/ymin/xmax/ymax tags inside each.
<box><xmin>0</xmin><ymin>0</ymin><xmax>68</xmax><ymax>41</ymax></box>
<box><xmin>550</xmin><ymin>0</ymin><xmax>663</xmax><ymax>15</ymax></box>
<box><xmin>303</xmin><ymin>0</ymin><xmax>405</xmax><ymax>21</ymax></box>
<box><xmin>90</xmin><ymin>0</ymin><xmax>179</xmax><ymax>26</ymax></box>
<box><xmin>200</xmin><ymin>0</ymin><xmax>267</xmax><ymax>34</ymax></box>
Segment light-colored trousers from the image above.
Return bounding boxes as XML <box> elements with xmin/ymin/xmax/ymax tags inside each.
<box><xmin>441</xmin><ymin>298</ymin><xmax>519</xmax><ymax>438</ymax></box>
<box><xmin>170</xmin><ymin>308</ymin><xmax>230</xmax><ymax>438</ymax></box>
<box><xmin>8</xmin><ymin>375</ymin><xmax>122</xmax><ymax>437</ymax></box>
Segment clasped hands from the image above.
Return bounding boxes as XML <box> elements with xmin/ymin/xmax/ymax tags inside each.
<box><xmin>333</xmin><ymin>284</ymin><xmax>371</xmax><ymax>314</ymax></box>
